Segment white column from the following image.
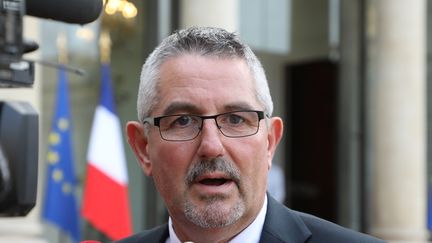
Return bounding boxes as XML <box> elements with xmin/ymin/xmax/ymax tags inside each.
<box><xmin>179</xmin><ymin>0</ymin><xmax>239</xmax><ymax>32</ymax></box>
<box><xmin>366</xmin><ymin>0</ymin><xmax>428</xmax><ymax>241</ymax></box>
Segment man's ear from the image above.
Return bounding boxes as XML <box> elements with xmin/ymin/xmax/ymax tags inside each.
<box><xmin>266</xmin><ymin>117</ymin><xmax>284</xmax><ymax>168</ymax></box>
<box><xmin>126</xmin><ymin>121</ymin><xmax>153</xmax><ymax>176</ymax></box>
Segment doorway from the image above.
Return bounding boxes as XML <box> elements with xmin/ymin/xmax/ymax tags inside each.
<box><xmin>285</xmin><ymin>59</ymin><xmax>338</xmax><ymax>222</ymax></box>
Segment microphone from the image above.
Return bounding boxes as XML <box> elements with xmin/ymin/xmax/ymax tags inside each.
<box><xmin>25</xmin><ymin>0</ymin><xmax>103</xmax><ymax>25</ymax></box>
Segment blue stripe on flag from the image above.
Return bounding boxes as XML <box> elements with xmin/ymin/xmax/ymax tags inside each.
<box><xmin>100</xmin><ymin>63</ymin><xmax>117</xmax><ymax>114</ymax></box>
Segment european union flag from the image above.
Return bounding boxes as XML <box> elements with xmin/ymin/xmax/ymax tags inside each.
<box><xmin>42</xmin><ymin>67</ymin><xmax>80</xmax><ymax>242</ymax></box>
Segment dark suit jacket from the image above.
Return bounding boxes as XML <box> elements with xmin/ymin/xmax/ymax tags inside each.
<box><xmin>116</xmin><ymin>195</ymin><xmax>386</xmax><ymax>243</ymax></box>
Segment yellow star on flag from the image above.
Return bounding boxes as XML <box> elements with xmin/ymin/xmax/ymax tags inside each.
<box><xmin>52</xmin><ymin>169</ymin><xmax>64</xmax><ymax>182</ymax></box>
<box><xmin>58</xmin><ymin>118</ymin><xmax>69</xmax><ymax>131</ymax></box>
<box><xmin>49</xmin><ymin>132</ymin><xmax>61</xmax><ymax>145</ymax></box>
<box><xmin>47</xmin><ymin>151</ymin><xmax>59</xmax><ymax>165</ymax></box>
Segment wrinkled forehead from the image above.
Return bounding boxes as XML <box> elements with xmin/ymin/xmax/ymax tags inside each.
<box><xmin>153</xmin><ymin>55</ymin><xmax>261</xmax><ymax>115</ymax></box>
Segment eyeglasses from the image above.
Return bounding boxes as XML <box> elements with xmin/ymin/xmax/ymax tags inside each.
<box><xmin>142</xmin><ymin>110</ymin><xmax>266</xmax><ymax>141</ymax></box>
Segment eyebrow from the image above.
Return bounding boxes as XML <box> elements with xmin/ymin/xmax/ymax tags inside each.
<box><xmin>224</xmin><ymin>102</ymin><xmax>256</xmax><ymax>112</ymax></box>
<box><xmin>162</xmin><ymin>102</ymin><xmax>202</xmax><ymax>116</ymax></box>
<box><xmin>162</xmin><ymin>101</ymin><xmax>258</xmax><ymax>116</ymax></box>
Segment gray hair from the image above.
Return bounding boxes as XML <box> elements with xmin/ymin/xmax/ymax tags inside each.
<box><xmin>137</xmin><ymin>26</ymin><xmax>273</xmax><ymax>122</ymax></box>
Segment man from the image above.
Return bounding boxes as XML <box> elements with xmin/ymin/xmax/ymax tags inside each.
<box><xmin>121</xmin><ymin>27</ymin><xmax>385</xmax><ymax>243</ymax></box>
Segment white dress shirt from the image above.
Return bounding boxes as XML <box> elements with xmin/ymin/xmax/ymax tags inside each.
<box><xmin>166</xmin><ymin>195</ymin><xmax>268</xmax><ymax>243</ymax></box>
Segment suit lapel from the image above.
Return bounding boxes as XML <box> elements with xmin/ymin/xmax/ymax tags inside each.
<box><xmin>259</xmin><ymin>195</ymin><xmax>312</xmax><ymax>243</ymax></box>
<box><xmin>141</xmin><ymin>223</ymin><xmax>169</xmax><ymax>243</ymax></box>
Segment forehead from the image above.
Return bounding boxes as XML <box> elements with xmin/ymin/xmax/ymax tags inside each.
<box><xmin>154</xmin><ymin>54</ymin><xmax>261</xmax><ymax>115</ymax></box>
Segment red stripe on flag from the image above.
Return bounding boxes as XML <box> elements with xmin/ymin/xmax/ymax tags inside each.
<box><xmin>82</xmin><ymin>164</ymin><xmax>132</xmax><ymax>240</ymax></box>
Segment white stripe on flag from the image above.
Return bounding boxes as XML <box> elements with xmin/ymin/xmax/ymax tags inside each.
<box><xmin>87</xmin><ymin>106</ymin><xmax>128</xmax><ymax>185</ymax></box>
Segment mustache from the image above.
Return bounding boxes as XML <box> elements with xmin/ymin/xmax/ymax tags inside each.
<box><xmin>185</xmin><ymin>158</ymin><xmax>241</xmax><ymax>186</ymax></box>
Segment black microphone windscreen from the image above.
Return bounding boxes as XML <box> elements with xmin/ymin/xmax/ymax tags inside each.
<box><xmin>25</xmin><ymin>0</ymin><xmax>103</xmax><ymax>25</ymax></box>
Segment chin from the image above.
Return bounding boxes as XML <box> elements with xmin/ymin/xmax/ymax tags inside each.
<box><xmin>184</xmin><ymin>195</ymin><xmax>246</xmax><ymax>228</ymax></box>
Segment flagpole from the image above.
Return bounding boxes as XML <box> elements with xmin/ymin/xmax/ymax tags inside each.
<box><xmin>96</xmin><ymin>29</ymin><xmax>111</xmax><ymax>242</ymax></box>
<box><xmin>100</xmin><ymin>30</ymin><xmax>111</xmax><ymax>64</ymax></box>
<box><xmin>57</xmin><ymin>32</ymin><xmax>68</xmax><ymax>65</ymax></box>
<box><xmin>57</xmin><ymin>32</ymin><xmax>73</xmax><ymax>243</ymax></box>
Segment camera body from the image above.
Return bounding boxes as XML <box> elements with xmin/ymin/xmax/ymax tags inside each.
<box><xmin>0</xmin><ymin>0</ymin><xmax>102</xmax><ymax>217</ymax></box>
<box><xmin>0</xmin><ymin>0</ymin><xmax>38</xmax><ymax>217</ymax></box>
<box><xmin>0</xmin><ymin>101</ymin><xmax>38</xmax><ymax>216</ymax></box>
<box><xmin>0</xmin><ymin>0</ymin><xmax>34</xmax><ymax>88</ymax></box>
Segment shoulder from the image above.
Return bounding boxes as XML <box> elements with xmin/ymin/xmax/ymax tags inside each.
<box><xmin>115</xmin><ymin>224</ymin><xmax>168</xmax><ymax>243</ymax></box>
<box><xmin>262</xmin><ymin>195</ymin><xmax>386</xmax><ymax>243</ymax></box>
<box><xmin>294</xmin><ymin>211</ymin><xmax>386</xmax><ymax>243</ymax></box>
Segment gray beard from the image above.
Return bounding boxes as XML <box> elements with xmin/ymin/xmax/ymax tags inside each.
<box><xmin>184</xmin><ymin>194</ymin><xmax>245</xmax><ymax>228</ymax></box>
<box><xmin>183</xmin><ymin>158</ymin><xmax>245</xmax><ymax>228</ymax></box>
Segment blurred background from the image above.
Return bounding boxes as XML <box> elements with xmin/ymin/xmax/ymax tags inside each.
<box><xmin>0</xmin><ymin>0</ymin><xmax>429</xmax><ymax>242</ymax></box>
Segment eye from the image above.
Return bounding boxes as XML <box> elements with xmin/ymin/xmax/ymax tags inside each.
<box><xmin>160</xmin><ymin>115</ymin><xmax>201</xmax><ymax>131</ymax></box>
<box><xmin>173</xmin><ymin>115</ymin><xmax>194</xmax><ymax>127</ymax></box>
<box><xmin>226</xmin><ymin>114</ymin><xmax>245</xmax><ymax>125</ymax></box>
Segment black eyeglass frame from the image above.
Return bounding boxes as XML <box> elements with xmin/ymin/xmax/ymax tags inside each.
<box><xmin>142</xmin><ymin>110</ymin><xmax>267</xmax><ymax>141</ymax></box>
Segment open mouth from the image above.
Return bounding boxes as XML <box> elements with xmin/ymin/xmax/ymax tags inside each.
<box><xmin>199</xmin><ymin>178</ymin><xmax>230</xmax><ymax>186</ymax></box>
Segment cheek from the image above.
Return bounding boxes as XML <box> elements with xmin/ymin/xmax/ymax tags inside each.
<box><xmin>149</xmin><ymin>143</ymin><xmax>194</xmax><ymax>195</ymax></box>
<box><xmin>230</xmin><ymin>137</ymin><xmax>270</xmax><ymax>185</ymax></box>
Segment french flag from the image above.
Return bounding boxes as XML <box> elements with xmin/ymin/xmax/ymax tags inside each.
<box><xmin>82</xmin><ymin>64</ymin><xmax>132</xmax><ymax>240</ymax></box>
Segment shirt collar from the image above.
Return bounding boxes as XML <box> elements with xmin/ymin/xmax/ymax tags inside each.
<box><xmin>166</xmin><ymin>195</ymin><xmax>268</xmax><ymax>243</ymax></box>
<box><xmin>166</xmin><ymin>217</ymin><xmax>181</xmax><ymax>243</ymax></box>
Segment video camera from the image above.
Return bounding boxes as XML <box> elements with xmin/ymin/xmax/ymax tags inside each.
<box><xmin>0</xmin><ymin>0</ymin><xmax>102</xmax><ymax>216</ymax></box>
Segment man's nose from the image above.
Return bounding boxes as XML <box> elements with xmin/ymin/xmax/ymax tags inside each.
<box><xmin>196</xmin><ymin>119</ymin><xmax>225</xmax><ymax>158</ymax></box>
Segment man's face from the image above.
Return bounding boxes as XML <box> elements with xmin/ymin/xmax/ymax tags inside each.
<box><xmin>127</xmin><ymin>54</ymin><xmax>282</xmax><ymax>232</ymax></box>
